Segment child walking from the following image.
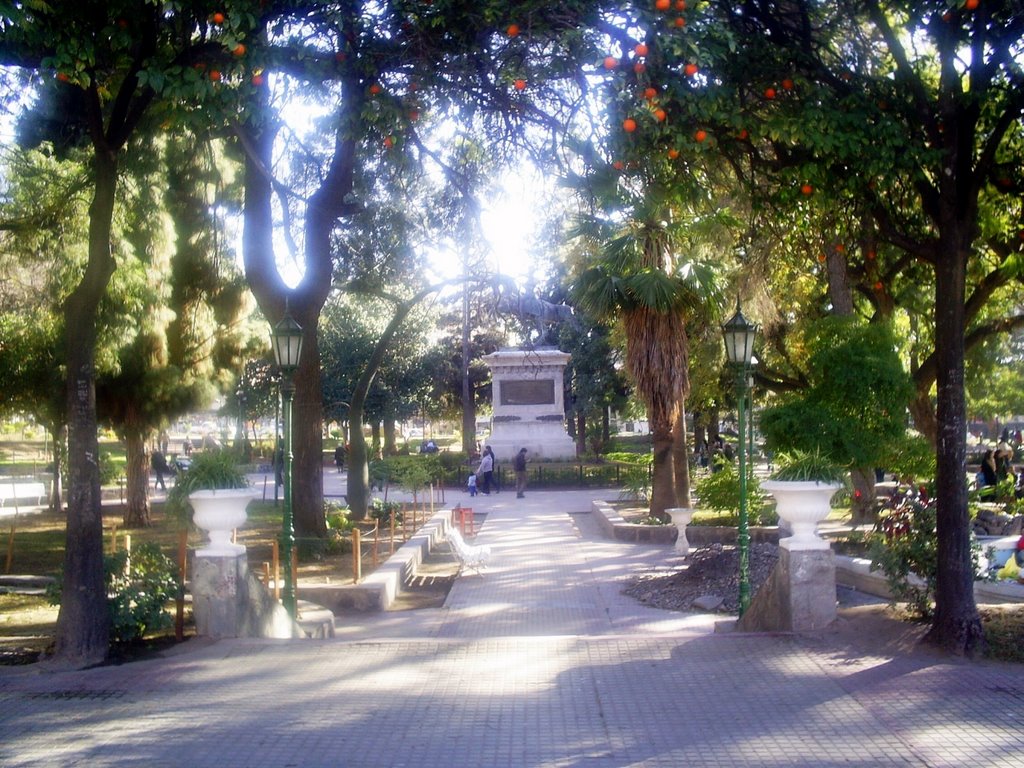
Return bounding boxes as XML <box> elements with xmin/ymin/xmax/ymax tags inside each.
<box><xmin>467</xmin><ymin>472</ymin><xmax>478</xmax><ymax>497</ymax></box>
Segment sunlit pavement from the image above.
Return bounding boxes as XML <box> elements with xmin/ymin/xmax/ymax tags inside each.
<box><xmin>2</xmin><ymin>482</ymin><xmax>1023</xmax><ymax>767</ymax></box>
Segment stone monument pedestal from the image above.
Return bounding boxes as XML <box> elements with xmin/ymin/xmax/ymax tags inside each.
<box><xmin>192</xmin><ymin>552</ymin><xmax>302</xmax><ymax>639</ymax></box>
<box><xmin>482</xmin><ymin>348</ymin><xmax>576</xmax><ymax>461</ymax></box>
<box><xmin>736</xmin><ymin>548</ymin><xmax>837</xmax><ymax>633</ymax></box>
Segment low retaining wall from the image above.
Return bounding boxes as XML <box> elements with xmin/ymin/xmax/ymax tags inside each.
<box><xmin>590</xmin><ymin>500</ymin><xmax>677</xmax><ymax>544</ymax></box>
<box><xmin>297</xmin><ymin>510</ymin><xmax>452</xmax><ymax>612</ymax></box>
<box><xmin>590</xmin><ymin>501</ymin><xmax>778</xmax><ymax>545</ymax></box>
<box><xmin>589</xmin><ymin>500</ymin><xmax>1023</xmax><ymax>604</ymax></box>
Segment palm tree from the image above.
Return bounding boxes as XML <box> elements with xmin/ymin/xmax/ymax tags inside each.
<box><xmin>573</xmin><ymin>192</ymin><xmax>722</xmax><ymax>518</ymax></box>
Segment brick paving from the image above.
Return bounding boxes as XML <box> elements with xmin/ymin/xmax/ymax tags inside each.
<box><xmin>1</xmin><ymin>487</ymin><xmax>1023</xmax><ymax>766</ymax></box>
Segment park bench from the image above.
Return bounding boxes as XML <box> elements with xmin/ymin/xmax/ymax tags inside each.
<box><xmin>0</xmin><ymin>479</ymin><xmax>48</xmax><ymax>510</ymax></box>
<box><xmin>447</xmin><ymin>527</ymin><xmax>490</xmax><ymax>576</ymax></box>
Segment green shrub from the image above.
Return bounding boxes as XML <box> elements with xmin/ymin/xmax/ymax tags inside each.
<box><xmin>694</xmin><ymin>458</ymin><xmax>767</xmax><ymax>522</ymax></box>
<box><xmin>370</xmin><ymin>498</ymin><xmax>403</xmax><ymax>525</ymax></box>
<box><xmin>98</xmin><ymin>451</ymin><xmax>121</xmax><ymax>486</ymax></box>
<box><xmin>607</xmin><ymin>451</ymin><xmax>652</xmax><ymax>502</ymax></box>
<box><xmin>869</xmin><ymin>496</ymin><xmax>937</xmax><ymax>618</ymax></box>
<box><xmin>48</xmin><ymin>542</ymin><xmax>178</xmax><ymax>644</ymax></box>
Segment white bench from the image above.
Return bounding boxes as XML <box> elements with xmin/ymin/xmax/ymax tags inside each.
<box><xmin>448</xmin><ymin>528</ymin><xmax>491</xmax><ymax>576</ymax></box>
<box><xmin>0</xmin><ymin>480</ymin><xmax>47</xmax><ymax>509</ymax></box>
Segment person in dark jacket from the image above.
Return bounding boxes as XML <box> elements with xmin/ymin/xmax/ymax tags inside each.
<box><xmin>514</xmin><ymin>448</ymin><xmax>528</xmax><ymax>499</ymax></box>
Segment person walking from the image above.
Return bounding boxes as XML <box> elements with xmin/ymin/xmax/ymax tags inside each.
<box><xmin>151</xmin><ymin>449</ymin><xmax>171</xmax><ymax>492</ymax></box>
<box><xmin>476</xmin><ymin>445</ymin><xmax>494</xmax><ymax>494</ymax></box>
<box><xmin>514</xmin><ymin>447</ymin><xmax>528</xmax><ymax>498</ymax></box>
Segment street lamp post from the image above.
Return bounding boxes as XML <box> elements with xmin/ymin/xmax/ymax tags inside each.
<box><xmin>270</xmin><ymin>308</ymin><xmax>303</xmax><ymax>617</ymax></box>
<box><xmin>722</xmin><ymin>302</ymin><xmax>758</xmax><ymax>616</ymax></box>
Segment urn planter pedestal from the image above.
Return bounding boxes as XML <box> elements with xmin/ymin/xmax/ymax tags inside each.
<box><xmin>667</xmin><ymin>507</ymin><xmax>695</xmax><ymax>555</ymax></box>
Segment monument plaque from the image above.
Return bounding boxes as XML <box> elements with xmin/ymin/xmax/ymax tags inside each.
<box><xmin>500</xmin><ymin>379</ymin><xmax>555</xmax><ymax>406</ymax></box>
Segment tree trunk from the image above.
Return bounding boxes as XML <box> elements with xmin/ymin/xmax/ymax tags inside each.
<box><xmin>908</xmin><ymin>388</ymin><xmax>938</xmax><ymax>447</ymax></box>
<box><xmin>53</xmin><ymin>150</ymin><xmax>119</xmax><ymax>668</ymax></box>
<box><xmin>370</xmin><ymin>422</ymin><xmax>381</xmax><ymax>459</ymax></box>
<box><xmin>672</xmin><ymin>404</ymin><xmax>691</xmax><ymax>507</ymax></box>
<box><xmin>347</xmin><ymin>403</ymin><xmax>371</xmax><ymax>520</ymax></box>
<box><xmin>292</xmin><ymin>327</ymin><xmax>327</xmax><ymax>540</ymax></box>
<box><xmin>576</xmin><ymin>411</ymin><xmax>587</xmax><ymax>456</ymax></box>
<box><xmin>602</xmin><ymin>406</ymin><xmax>610</xmax><ymax>447</ymax></box>
<box><xmin>650</xmin><ymin>420</ymin><xmax>677</xmax><ymax>519</ymax></box>
<box><xmin>461</xmin><ymin>282</ymin><xmax>475</xmax><ymax>454</ymax></box>
<box><xmin>849</xmin><ymin>467</ymin><xmax>877</xmax><ymax>527</ymax></box>
<box><xmin>923</xmin><ymin>237</ymin><xmax>984</xmax><ymax>656</ymax></box>
<box><xmin>383</xmin><ymin>419</ymin><xmax>397</xmax><ymax>455</ymax></box>
<box><xmin>122</xmin><ymin>429</ymin><xmax>151</xmax><ymax>528</ymax></box>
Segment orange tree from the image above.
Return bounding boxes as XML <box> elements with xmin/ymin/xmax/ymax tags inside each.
<box><xmin>231</xmin><ymin>0</ymin><xmax>622</xmax><ymax>529</ymax></box>
<box><xmin>612</xmin><ymin>0</ymin><xmax>1024</xmax><ymax>655</ymax></box>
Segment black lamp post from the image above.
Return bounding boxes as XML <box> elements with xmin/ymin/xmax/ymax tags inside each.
<box><xmin>270</xmin><ymin>307</ymin><xmax>303</xmax><ymax>617</ymax></box>
<box><xmin>722</xmin><ymin>302</ymin><xmax>758</xmax><ymax>615</ymax></box>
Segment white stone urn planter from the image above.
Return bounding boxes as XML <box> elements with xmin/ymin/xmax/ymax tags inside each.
<box><xmin>761</xmin><ymin>481</ymin><xmax>842</xmax><ymax>551</ymax></box>
<box><xmin>666</xmin><ymin>507</ymin><xmax>695</xmax><ymax>554</ymax></box>
<box><xmin>190</xmin><ymin>488</ymin><xmax>258</xmax><ymax>557</ymax></box>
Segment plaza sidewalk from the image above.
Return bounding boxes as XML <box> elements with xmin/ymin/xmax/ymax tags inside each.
<box><xmin>1</xmin><ymin>486</ymin><xmax>1022</xmax><ymax>767</ymax></box>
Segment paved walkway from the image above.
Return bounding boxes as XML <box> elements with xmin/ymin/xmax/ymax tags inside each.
<box><xmin>2</xmin><ymin>488</ymin><xmax>1023</xmax><ymax>767</ymax></box>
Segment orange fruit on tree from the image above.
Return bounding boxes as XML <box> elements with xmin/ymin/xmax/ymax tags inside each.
<box><xmin>654</xmin><ymin>108</ymin><xmax>666</xmax><ymax>121</ymax></box>
<box><xmin>817</xmin><ymin>253</ymin><xmax>826</xmax><ymax>262</ymax></box>
<box><xmin>782</xmin><ymin>78</ymin><xmax>794</xmax><ymax>90</ymax></box>
<box><xmin>369</xmin><ymin>83</ymin><xmax>382</xmax><ymax>94</ymax></box>
<box><xmin>507</xmin><ymin>24</ymin><xmax>520</xmax><ymax>37</ymax></box>
<box><xmin>252</xmin><ymin>73</ymin><xmax>265</xmax><ymax>86</ymax></box>
<box><xmin>866</xmin><ymin>250</ymin><xmax>876</xmax><ymax>260</ymax></box>
<box><xmin>383</xmin><ymin>136</ymin><xmax>394</xmax><ymax>149</ymax></box>
<box><xmin>233</xmin><ymin>43</ymin><xmax>246</xmax><ymax>56</ymax></box>
<box><xmin>603</xmin><ymin>56</ymin><xmax>618</xmax><ymax>70</ymax></box>
<box><xmin>612</xmin><ymin>160</ymin><xmax>624</xmax><ymax>170</ymax></box>
<box><xmin>409</xmin><ymin>110</ymin><xmax>420</xmax><ymax>121</ymax></box>
<box><xmin>764</xmin><ymin>87</ymin><xmax>776</xmax><ymax>99</ymax></box>
<box><xmin>800</xmin><ymin>183</ymin><xmax>813</xmax><ymax>196</ymax></box>
<box><xmin>737</xmin><ymin>128</ymin><xmax>749</xmax><ymax>139</ymax></box>
<box><xmin>965</xmin><ymin>0</ymin><xmax>979</xmax><ymax>9</ymax></box>
<box><xmin>655</xmin><ymin>0</ymin><xmax>671</xmax><ymax>10</ymax></box>
<box><xmin>209</xmin><ymin>69</ymin><xmax>222</xmax><ymax>81</ymax></box>
<box><xmin>212</xmin><ymin>12</ymin><xmax>225</xmax><ymax>24</ymax></box>
<box><xmin>56</xmin><ymin>72</ymin><xmax>70</xmax><ymax>82</ymax></box>
<box><xmin>676</xmin><ymin>0</ymin><xmax>686</xmax><ymax>8</ymax></box>
<box><xmin>623</xmin><ymin>118</ymin><xmax>638</xmax><ymax>133</ymax></box>
<box><xmin>694</xmin><ymin>129</ymin><xmax>707</xmax><ymax>142</ymax></box>
<box><xmin>673</xmin><ymin>17</ymin><xmax>685</xmax><ymax>27</ymax></box>
<box><xmin>874</xmin><ymin>281</ymin><xmax>884</xmax><ymax>291</ymax></box>
<box><xmin>633</xmin><ymin>62</ymin><xmax>646</xmax><ymax>74</ymax></box>
<box><xmin>635</xmin><ymin>43</ymin><xmax>649</xmax><ymax>57</ymax></box>
<box><xmin>684</xmin><ymin>63</ymin><xmax>698</xmax><ymax>77</ymax></box>
<box><xmin>667</xmin><ymin>148</ymin><xmax>679</xmax><ymax>159</ymax></box>
<box><xmin>643</xmin><ymin>87</ymin><xmax>657</xmax><ymax>100</ymax></box>
<box><xmin>835</xmin><ymin>243</ymin><xmax>846</xmax><ymax>252</ymax></box>
<box><xmin>514</xmin><ymin>79</ymin><xmax>527</xmax><ymax>90</ymax></box>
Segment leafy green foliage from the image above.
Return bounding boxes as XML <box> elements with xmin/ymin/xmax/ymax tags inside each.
<box><xmin>693</xmin><ymin>460</ymin><xmax>770</xmax><ymax>525</ymax></box>
<box><xmin>760</xmin><ymin>319</ymin><xmax>913</xmax><ymax>470</ymax></box>
<box><xmin>48</xmin><ymin>542</ymin><xmax>178</xmax><ymax>644</ymax></box>
<box><xmin>769</xmin><ymin>450</ymin><xmax>847</xmax><ymax>484</ymax></box>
